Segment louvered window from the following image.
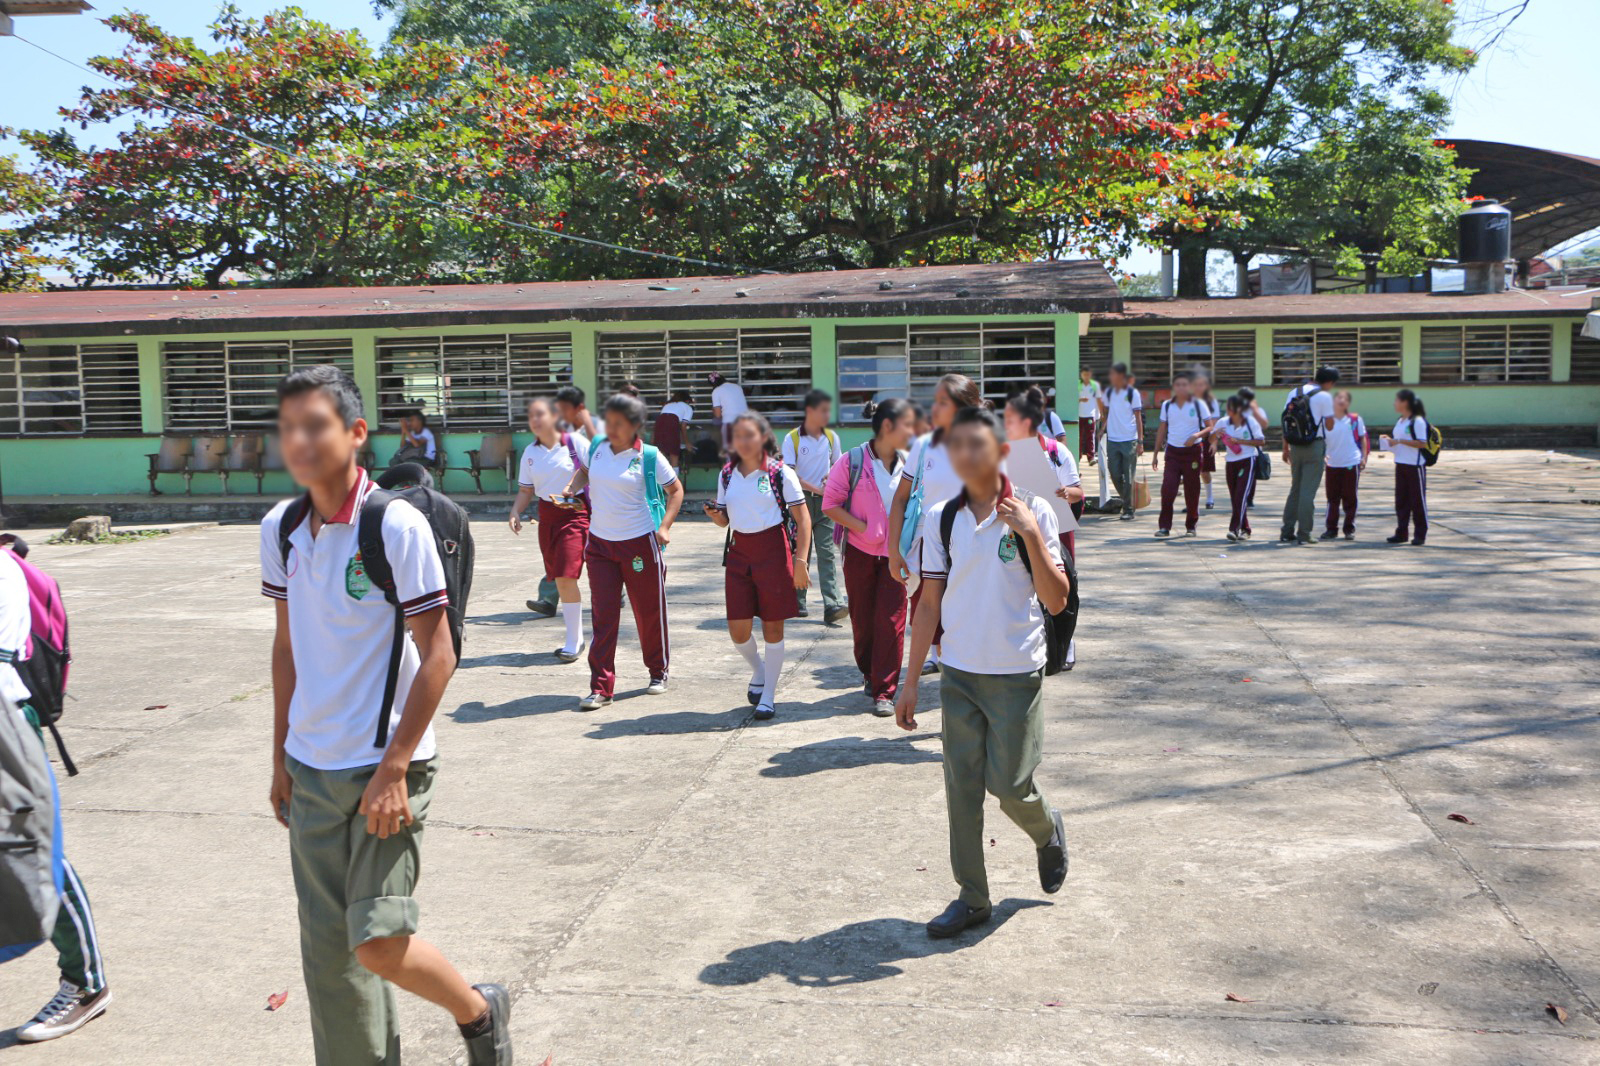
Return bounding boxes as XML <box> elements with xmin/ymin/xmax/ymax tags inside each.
<box><xmin>1272</xmin><ymin>328</ymin><xmax>1401</xmax><ymax>386</ymax></box>
<box><xmin>1131</xmin><ymin>330</ymin><xmax>1257</xmax><ymax>391</ymax></box>
<box><xmin>164</xmin><ymin>338</ymin><xmax>357</xmax><ymax>431</ymax></box>
<box><xmin>597</xmin><ymin>328</ymin><xmax>812</xmax><ymax>425</ymax></box>
<box><xmin>1570</xmin><ymin>323</ymin><xmax>1600</xmax><ymax>383</ymax></box>
<box><xmin>376</xmin><ymin>334</ymin><xmax>573</xmax><ymax>429</ymax></box>
<box><xmin>1419</xmin><ymin>325</ymin><xmax>1551</xmax><ymax>384</ymax></box>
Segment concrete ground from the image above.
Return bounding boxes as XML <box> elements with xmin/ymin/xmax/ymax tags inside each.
<box><xmin>2</xmin><ymin>448</ymin><xmax>1598</xmax><ymax>1065</ymax></box>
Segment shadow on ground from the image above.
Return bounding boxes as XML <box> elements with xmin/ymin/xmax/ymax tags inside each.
<box><xmin>761</xmin><ymin>735</ymin><xmax>942</xmax><ymax>778</ymax></box>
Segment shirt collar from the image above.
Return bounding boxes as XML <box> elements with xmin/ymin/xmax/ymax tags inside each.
<box><xmin>326</xmin><ymin>469</ymin><xmax>369</xmax><ymax>525</ymax></box>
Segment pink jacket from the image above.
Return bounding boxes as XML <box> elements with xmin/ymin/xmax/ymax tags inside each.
<box><xmin>821</xmin><ymin>445</ymin><xmax>896</xmax><ymax>556</ymax></box>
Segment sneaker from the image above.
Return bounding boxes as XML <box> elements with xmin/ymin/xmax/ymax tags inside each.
<box><xmin>920</xmin><ymin>659</ymin><xmax>940</xmax><ymax>676</ymax></box>
<box><xmin>1344</xmin><ymin>532</ymin><xmax>1355</xmax><ymax>541</ymax></box>
<box><xmin>1038</xmin><ymin>808</ymin><xmax>1069</xmax><ymax>894</ymax></box>
<box><xmin>1411</xmin><ymin>539</ymin><xmax>1426</xmax><ymax>546</ymax></box>
<box><xmin>1119</xmin><ymin>511</ymin><xmax>1134</xmax><ymax>521</ymax></box>
<box><xmin>824</xmin><ymin>605</ymin><xmax>850</xmax><ymax>625</ymax></box>
<box><xmin>463</xmin><ymin>983</ymin><xmax>512</xmax><ymax>1066</ymax></box>
<box><xmin>1205</xmin><ymin>501</ymin><xmax>1215</xmax><ymax>510</ymax></box>
<box><xmin>1318</xmin><ymin>530</ymin><xmax>1338</xmax><ymax>541</ymax></box>
<box><xmin>871</xmin><ymin>698</ymin><xmax>895</xmax><ymax>718</ymax></box>
<box><xmin>1278</xmin><ymin>535</ymin><xmax>1295</xmax><ymax>543</ymax></box>
<box><xmin>1386</xmin><ymin>535</ymin><xmax>1408</xmax><ymax>544</ymax></box>
<box><xmin>554</xmin><ymin>643</ymin><xmax>584</xmax><ymax>664</ymax></box>
<box><xmin>796</xmin><ymin>602</ymin><xmax>810</xmax><ymax>618</ymax></box>
<box><xmin>753</xmin><ymin>703</ymin><xmax>776</xmax><ymax>721</ymax></box>
<box><xmin>578</xmin><ymin>692</ymin><xmax>611</xmax><ymax>711</ymax></box>
<box><xmin>1153</xmin><ymin>529</ymin><xmax>1171</xmax><ymax>538</ymax></box>
<box><xmin>1241</xmin><ymin>530</ymin><xmax>1252</xmax><ymax>540</ymax></box>
<box><xmin>1183</xmin><ymin>529</ymin><xmax>1197</xmax><ymax>538</ymax></box>
<box><xmin>525</xmin><ymin>599</ymin><xmax>557</xmax><ymax>617</ymax></box>
<box><xmin>646</xmin><ymin>677</ymin><xmax>669</xmax><ymax>695</ymax></box>
<box><xmin>1226</xmin><ymin>531</ymin><xmax>1239</xmax><ymax>542</ymax></box>
<box><xmin>16</xmin><ymin>981</ymin><xmax>111</xmax><ymax>1043</ymax></box>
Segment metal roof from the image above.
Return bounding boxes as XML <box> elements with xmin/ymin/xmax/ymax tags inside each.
<box><xmin>0</xmin><ymin>1</ymin><xmax>95</xmax><ymax>13</ymax></box>
<box><xmin>1093</xmin><ymin>289</ymin><xmax>1594</xmax><ymax>328</ymax></box>
<box><xmin>0</xmin><ymin>261</ymin><xmax>1122</xmax><ymax>339</ymax></box>
<box><xmin>1450</xmin><ymin>140</ymin><xmax>1600</xmax><ymax>261</ymax></box>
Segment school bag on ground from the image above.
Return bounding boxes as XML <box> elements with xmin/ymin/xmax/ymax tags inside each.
<box><xmin>1</xmin><ymin>550</ymin><xmax>76</xmax><ymax>776</ymax></box>
<box><xmin>1414</xmin><ymin>419</ymin><xmax>1443</xmax><ymax>466</ymax></box>
<box><xmin>589</xmin><ymin>438</ymin><xmax>667</xmax><ymax>528</ymax></box>
<box><xmin>1281</xmin><ymin>387</ymin><xmax>1319</xmax><ymax>446</ymax></box>
<box><xmin>278</xmin><ymin>464</ymin><xmax>474</xmax><ymax>751</ymax></box>
<box><xmin>717</xmin><ymin>458</ymin><xmax>800</xmax><ymax>565</ymax></box>
<box><xmin>938</xmin><ymin>491</ymin><xmax>1077</xmax><ymax>677</ymax></box>
<box><xmin>0</xmin><ymin>690</ymin><xmax>65</xmax><ymax>965</ymax></box>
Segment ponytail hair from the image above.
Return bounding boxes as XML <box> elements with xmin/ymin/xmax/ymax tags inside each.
<box><xmin>1396</xmin><ymin>388</ymin><xmax>1426</xmax><ymax>420</ymax></box>
<box><xmin>1005</xmin><ymin>385</ymin><xmax>1048</xmax><ymax>434</ymax></box>
<box><xmin>728</xmin><ymin>411</ymin><xmax>779</xmax><ymax>460</ymax></box>
<box><xmin>863</xmin><ymin>397</ymin><xmax>913</xmax><ymax>437</ymax></box>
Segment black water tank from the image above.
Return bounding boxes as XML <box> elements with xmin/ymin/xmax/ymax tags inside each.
<box><xmin>1459</xmin><ymin>199</ymin><xmax>1512</xmax><ymax>262</ymax></box>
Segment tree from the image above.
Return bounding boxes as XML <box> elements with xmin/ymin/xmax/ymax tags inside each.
<box><xmin>375</xmin><ymin>0</ymin><xmax>643</xmax><ymax>71</ymax></box>
<box><xmin>1165</xmin><ymin>0</ymin><xmax>1476</xmax><ymax>295</ymax></box>
<box><xmin>20</xmin><ymin>6</ymin><xmax>510</xmax><ymax>287</ymax></box>
<box><xmin>0</xmin><ymin>134</ymin><xmax>67</xmax><ymax>292</ymax></box>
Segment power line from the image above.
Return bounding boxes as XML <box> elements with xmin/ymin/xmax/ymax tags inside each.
<box><xmin>11</xmin><ymin>32</ymin><xmax>768</xmax><ymax>277</ymax></box>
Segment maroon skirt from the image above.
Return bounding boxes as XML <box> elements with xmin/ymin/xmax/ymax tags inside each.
<box><xmin>725</xmin><ymin>525</ymin><xmax>798</xmax><ymax>621</ymax></box>
<box><xmin>537</xmin><ymin>499</ymin><xmax>590</xmax><ymax>580</ymax></box>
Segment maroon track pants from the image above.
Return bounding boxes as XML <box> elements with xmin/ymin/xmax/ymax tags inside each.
<box><xmin>1324</xmin><ymin>466</ymin><xmax>1359</xmax><ymax>536</ymax></box>
<box><xmin>843</xmin><ymin>544</ymin><xmax>907</xmax><ymax>701</ymax></box>
<box><xmin>1079</xmin><ymin>418</ymin><xmax>1096</xmax><ymax>463</ymax></box>
<box><xmin>1159</xmin><ymin>444</ymin><xmax>1203</xmax><ymax>532</ymax></box>
<box><xmin>1225</xmin><ymin>458</ymin><xmax>1255</xmax><ymax>535</ymax></box>
<box><xmin>1394</xmin><ymin>464</ymin><xmax>1429</xmax><ymax>544</ymax></box>
<box><xmin>586</xmin><ymin>531</ymin><xmax>669</xmax><ymax>698</ymax></box>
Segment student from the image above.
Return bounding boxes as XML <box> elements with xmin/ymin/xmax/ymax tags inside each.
<box><xmin>1213</xmin><ymin>395</ymin><xmax>1263</xmax><ymax>542</ymax></box>
<box><xmin>709</xmin><ymin>372</ymin><xmax>749</xmax><ymax>455</ymax></box>
<box><xmin>560</xmin><ymin>393</ymin><xmax>684</xmax><ymax>709</ymax></box>
<box><xmin>705</xmin><ymin>413</ymin><xmax>812</xmax><ymax>720</ymax></box>
<box><xmin>1191</xmin><ymin>369</ymin><xmax>1220</xmax><ymax>511</ymax></box>
<box><xmin>509</xmin><ymin>397</ymin><xmax>589</xmax><ymax>661</ymax></box>
<box><xmin>1004</xmin><ymin>386</ymin><xmax>1084</xmax><ymax>560</ymax></box>
<box><xmin>1321</xmin><ymin>390</ymin><xmax>1368</xmax><ymax>541</ymax></box>
<box><xmin>1236</xmin><ymin>386</ymin><xmax>1269</xmax><ymax>507</ymax></box>
<box><xmin>895</xmin><ymin>406</ymin><xmax>1071</xmax><ymax>939</ymax></box>
<box><xmin>555</xmin><ymin>384</ymin><xmax>600</xmax><ymax>440</ymax></box>
<box><xmin>1076</xmin><ymin>367</ymin><xmax>1101</xmax><ymax>465</ymax></box>
<box><xmin>889</xmin><ymin>373</ymin><xmax>981</xmax><ymax>677</ymax></box>
<box><xmin>780</xmin><ymin>389</ymin><xmax>848</xmax><ymax>623</ymax></box>
<box><xmin>655</xmin><ymin>389</ymin><xmax>695</xmax><ymax>474</ymax></box>
<box><xmin>1040</xmin><ymin>386</ymin><xmax>1069</xmax><ymax>444</ymax></box>
<box><xmin>3</xmin><ymin>546</ymin><xmax>110</xmax><ymax>1045</ymax></box>
<box><xmin>1280</xmin><ymin>366</ymin><xmax>1340</xmax><ymax>544</ymax></box>
<box><xmin>911</xmin><ymin>403</ymin><xmax>932</xmax><ymax>439</ymax></box>
<box><xmin>390</xmin><ymin>411</ymin><xmax>437</xmax><ymax>469</ymax></box>
<box><xmin>1382</xmin><ymin>389</ymin><xmax>1431</xmax><ymax>546</ymax></box>
<box><xmin>260</xmin><ymin>366</ymin><xmax>510</xmax><ymax>1066</ymax></box>
<box><xmin>1097</xmin><ymin>362</ymin><xmax>1143</xmax><ymax>520</ymax></box>
<box><xmin>822</xmin><ymin>399</ymin><xmax>915</xmax><ymax>717</ymax></box>
<box><xmin>1152</xmin><ymin>372</ymin><xmax>1208</xmax><ymax>537</ymax></box>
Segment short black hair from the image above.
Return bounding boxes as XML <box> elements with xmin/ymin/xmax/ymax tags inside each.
<box><xmin>603</xmin><ymin>392</ymin><xmax>648</xmax><ymax>427</ymax></box>
<box><xmin>804</xmin><ymin>388</ymin><xmax>832</xmax><ymax>410</ymax></box>
<box><xmin>555</xmin><ymin>385</ymin><xmax>586</xmax><ymax>408</ymax></box>
<box><xmin>951</xmin><ymin>404</ymin><xmax>1006</xmax><ymax>445</ymax></box>
<box><xmin>1315</xmin><ymin>365</ymin><xmax>1341</xmax><ymax>385</ymax></box>
<box><xmin>278</xmin><ymin>365</ymin><xmax>363</xmax><ymax>427</ymax></box>
<box><xmin>1110</xmin><ymin>361</ymin><xmax>1129</xmax><ymax>377</ymax></box>
<box><xmin>1173</xmin><ymin>371</ymin><xmax>1192</xmax><ymax>384</ymax></box>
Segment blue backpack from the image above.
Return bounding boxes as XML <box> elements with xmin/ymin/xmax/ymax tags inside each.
<box><xmin>590</xmin><ymin>437</ymin><xmax>666</xmax><ymax>528</ymax></box>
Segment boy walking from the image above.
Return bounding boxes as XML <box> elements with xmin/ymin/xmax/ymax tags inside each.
<box><xmin>1097</xmin><ymin>362</ymin><xmax>1143</xmax><ymax>519</ymax></box>
<box><xmin>1280</xmin><ymin>366</ymin><xmax>1339</xmax><ymax>544</ymax></box>
<box><xmin>780</xmin><ymin>389</ymin><xmax>848</xmax><ymax>623</ymax></box>
<box><xmin>896</xmin><ymin>407</ymin><xmax>1072</xmax><ymax>939</ymax></box>
<box><xmin>261</xmin><ymin>366</ymin><xmax>510</xmax><ymax>1066</ymax></box>
<box><xmin>1152</xmin><ymin>372</ymin><xmax>1210</xmax><ymax>538</ymax></box>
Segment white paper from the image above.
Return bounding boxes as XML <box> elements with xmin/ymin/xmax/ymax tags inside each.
<box><xmin>1004</xmin><ymin>440</ymin><xmax>1078</xmax><ymax>533</ymax></box>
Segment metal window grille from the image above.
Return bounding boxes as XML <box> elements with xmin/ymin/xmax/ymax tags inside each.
<box><xmin>1080</xmin><ymin>332</ymin><xmax>1113</xmax><ymax>381</ymax></box>
<box><xmin>596</xmin><ymin>328</ymin><xmax>812</xmax><ymax>425</ymax></box>
<box><xmin>1273</xmin><ymin>328</ymin><xmax>1401</xmax><ymax>386</ymax></box>
<box><xmin>376</xmin><ymin>334</ymin><xmax>573</xmax><ymax>430</ymax></box>
<box><xmin>1571</xmin><ymin>323</ymin><xmax>1600</xmax><ymax>383</ymax></box>
<box><xmin>1419</xmin><ymin>325</ymin><xmax>1551</xmax><ymax>384</ymax></box>
<box><xmin>164</xmin><ymin>338</ymin><xmax>359</xmax><ymax>431</ymax></box>
<box><xmin>1135</xmin><ymin>330</ymin><xmax>1256</xmax><ymax>391</ymax></box>
<box><xmin>0</xmin><ymin>343</ymin><xmax>142</xmax><ymax>436</ymax></box>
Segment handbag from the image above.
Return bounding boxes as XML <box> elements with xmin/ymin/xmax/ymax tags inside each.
<box><xmin>1254</xmin><ymin>450</ymin><xmax>1273</xmax><ymax>481</ymax></box>
<box><xmin>898</xmin><ymin>439</ymin><xmax>929</xmax><ymax>558</ymax></box>
<box><xmin>1131</xmin><ymin>475</ymin><xmax>1151</xmax><ymax>511</ymax></box>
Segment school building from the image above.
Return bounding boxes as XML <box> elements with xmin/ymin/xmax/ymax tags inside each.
<box><xmin>1</xmin><ymin>261</ymin><xmax>1597</xmax><ymax>508</ymax></box>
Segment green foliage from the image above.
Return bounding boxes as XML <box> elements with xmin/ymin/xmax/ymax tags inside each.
<box><xmin>376</xmin><ymin>0</ymin><xmax>642</xmax><ymax>70</ymax></box>
<box><xmin>0</xmin><ymin>131</ymin><xmax>68</xmax><ymax>292</ymax></box>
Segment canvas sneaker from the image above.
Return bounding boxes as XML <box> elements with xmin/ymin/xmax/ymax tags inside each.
<box><xmin>578</xmin><ymin>692</ymin><xmax>611</xmax><ymax>711</ymax></box>
<box><xmin>646</xmin><ymin>677</ymin><xmax>669</xmax><ymax>696</ymax></box>
<box><xmin>17</xmin><ymin>981</ymin><xmax>111</xmax><ymax>1043</ymax></box>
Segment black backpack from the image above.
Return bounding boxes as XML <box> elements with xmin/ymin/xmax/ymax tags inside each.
<box><xmin>278</xmin><ymin>464</ymin><xmax>474</xmax><ymax>750</ymax></box>
<box><xmin>1281</xmin><ymin>386</ymin><xmax>1319</xmax><ymax>446</ymax></box>
<box><xmin>938</xmin><ymin>491</ymin><xmax>1078</xmax><ymax>677</ymax></box>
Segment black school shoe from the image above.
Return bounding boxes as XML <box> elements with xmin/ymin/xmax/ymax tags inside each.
<box><xmin>1318</xmin><ymin>530</ymin><xmax>1338</xmax><ymax>541</ymax></box>
<box><xmin>747</xmin><ymin>685</ymin><xmax>763</xmax><ymax>706</ymax></box>
<box><xmin>525</xmin><ymin>598</ymin><xmax>556</xmax><ymax>617</ymax></box>
<box><xmin>1039</xmin><ymin>809</ymin><xmax>1069</xmax><ymax>894</ymax></box>
<box><xmin>753</xmin><ymin>703</ymin><xmax>776</xmax><ymax>721</ymax></box>
<box><xmin>926</xmin><ymin>900</ymin><xmax>992</xmax><ymax>939</ymax></box>
<box><xmin>464</xmin><ymin>983</ymin><xmax>512</xmax><ymax>1066</ymax></box>
<box><xmin>824</xmin><ymin>604</ymin><xmax>850</xmax><ymax>625</ymax></box>
<box><xmin>796</xmin><ymin>602</ymin><xmax>810</xmax><ymax>617</ymax></box>
<box><xmin>1386</xmin><ymin>535</ymin><xmax>1408</xmax><ymax>544</ymax></box>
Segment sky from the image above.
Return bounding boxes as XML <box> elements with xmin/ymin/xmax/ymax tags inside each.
<box><xmin>2</xmin><ymin>0</ymin><xmax>1597</xmax><ymax>275</ymax></box>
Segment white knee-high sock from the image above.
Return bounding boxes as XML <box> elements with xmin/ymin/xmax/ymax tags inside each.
<box><xmin>761</xmin><ymin>640</ymin><xmax>785</xmax><ymax>708</ymax></box>
<box><xmin>734</xmin><ymin>636</ymin><xmax>764</xmax><ymax>687</ymax></box>
<box><xmin>561</xmin><ymin>603</ymin><xmax>584</xmax><ymax>653</ymax></box>
<box><xmin>1206</xmin><ymin>480</ymin><xmax>1215</xmax><ymax>505</ymax></box>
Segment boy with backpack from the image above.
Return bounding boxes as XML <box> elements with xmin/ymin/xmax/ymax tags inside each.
<box><xmin>2</xmin><ymin>540</ymin><xmax>110</xmax><ymax>1044</ymax></box>
<box><xmin>780</xmin><ymin>389</ymin><xmax>847</xmax><ymax>623</ymax></box>
<box><xmin>1280</xmin><ymin>366</ymin><xmax>1340</xmax><ymax>544</ymax></box>
<box><xmin>895</xmin><ymin>407</ymin><xmax>1072</xmax><ymax>939</ymax></box>
<box><xmin>1151</xmin><ymin>371</ymin><xmax>1211</xmax><ymax>538</ymax></box>
<box><xmin>260</xmin><ymin>366</ymin><xmax>510</xmax><ymax>1066</ymax></box>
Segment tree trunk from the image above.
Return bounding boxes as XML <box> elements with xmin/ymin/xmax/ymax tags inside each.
<box><xmin>1177</xmin><ymin>244</ymin><xmax>1208</xmax><ymax>299</ymax></box>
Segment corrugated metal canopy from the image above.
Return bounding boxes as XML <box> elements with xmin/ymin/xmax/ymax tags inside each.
<box><xmin>0</xmin><ymin>1</ymin><xmax>95</xmax><ymax>13</ymax></box>
<box><xmin>1450</xmin><ymin>140</ymin><xmax>1600</xmax><ymax>260</ymax></box>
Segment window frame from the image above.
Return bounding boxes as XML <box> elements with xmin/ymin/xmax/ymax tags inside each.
<box><xmin>595</xmin><ymin>327</ymin><xmax>812</xmax><ymax>425</ymax></box>
<box><xmin>0</xmin><ymin>342</ymin><xmax>143</xmax><ymax>438</ymax></box>
<box><xmin>1418</xmin><ymin>323</ymin><xmax>1552</xmax><ymax>384</ymax></box>
<box><xmin>837</xmin><ymin>322</ymin><xmax>1057</xmax><ymax>424</ymax></box>
<box><xmin>375</xmin><ymin>333</ymin><xmax>573</xmax><ymax>431</ymax></box>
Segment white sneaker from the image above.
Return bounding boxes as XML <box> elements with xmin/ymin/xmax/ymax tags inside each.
<box><xmin>646</xmin><ymin>677</ymin><xmax>669</xmax><ymax>696</ymax></box>
<box><xmin>17</xmin><ymin>981</ymin><xmax>111</xmax><ymax>1043</ymax></box>
<box><xmin>578</xmin><ymin>692</ymin><xmax>611</xmax><ymax>712</ymax></box>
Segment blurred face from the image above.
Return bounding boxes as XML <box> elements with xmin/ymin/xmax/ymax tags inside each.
<box><xmin>557</xmin><ymin>400</ymin><xmax>582</xmax><ymax>427</ymax></box>
<box><xmin>1080</xmin><ymin>369</ymin><xmax>1092</xmax><ymax>382</ymax></box>
<box><xmin>1393</xmin><ymin>394</ymin><xmax>1408</xmax><ymax>415</ymax></box>
<box><xmin>1172</xmin><ymin>377</ymin><xmax>1192</xmax><ymax>401</ymax></box>
<box><xmin>1110</xmin><ymin>369</ymin><xmax>1128</xmax><ymax>389</ymax></box>
<box><xmin>278</xmin><ymin>388</ymin><xmax>366</xmax><ymax>487</ymax></box>
<box><xmin>527</xmin><ymin>400</ymin><xmax>555</xmax><ymax>436</ymax></box>
<box><xmin>806</xmin><ymin>401</ymin><xmax>832</xmax><ymax>427</ymax></box>
<box><xmin>1333</xmin><ymin>392</ymin><xmax>1351</xmax><ymax>416</ymax></box>
<box><xmin>930</xmin><ymin>386</ymin><xmax>959</xmax><ymax>431</ymax></box>
<box><xmin>1193</xmin><ymin>374</ymin><xmax>1211</xmax><ymax>395</ymax></box>
<box><xmin>878</xmin><ymin>409</ymin><xmax>916</xmax><ymax>452</ymax></box>
<box><xmin>731</xmin><ymin>418</ymin><xmax>765</xmax><ymax>464</ymax></box>
<box><xmin>1002</xmin><ymin>404</ymin><xmax>1032</xmax><ymax>441</ymax></box>
<box><xmin>946</xmin><ymin>420</ymin><xmax>1007</xmax><ymax>486</ymax></box>
<box><xmin>604</xmin><ymin>409</ymin><xmax>639</xmax><ymax>449</ymax></box>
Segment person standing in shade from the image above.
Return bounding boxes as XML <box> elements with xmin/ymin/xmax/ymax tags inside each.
<box><xmin>1279</xmin><ymin>366</ymin><xmax>1339</xmax><ymax>544</ymax></box>
<box><xmin>1382</xmin><ymin>389</ymin><xmax>1431</xmax><ymax>546</ymax></box>
<box><xmin>260</xmin><ymin>366</ymin><xmax>511</xmax><ymax>1066</ymax></box>
<box><xmin>781</xmin><ymin>389</ymin><xmax>848</xmax><ymax>623</ymax></box>
<box><xmin>1214</xmin><ymin>395</ymin><xmax>1263</xmax><ymax>542</ymax></box>
<box><xmin>1152</xmin><ymin>372</ymin><xmax>1210</xmax><ymax>538</ymax></box>
<box><xmin>655</xmin><ymin>389</ymin><xmax>695</xmax><ymax>477</ymax></box>
<box><xmin>705</xmin><ymin>413</ymin><xmax>812</xmax><ymax>720</ymax></box>
<box><xmin>509</xmin><ymin>397</ymin><xmax>589</xmax><ymax>662</ymax></box>
<box><xmin>889</xmin><ymin>373</ymin><xmax>981</xmax><ymax>677</ymax></box>
<box><xmin>1097</xmin><ymin>362</ymin><xmax>1143</xmax><ymax>520</ymax></box>
<box><xmin>1077</xmin><ymin>366</ymin><xmax>1101</xmax><ymax>465</ymax></box>
<box><xmin>896</xmin><ymin>406</ymin><xmax>1072</xmax><ymax>939</ymax></box>
<box><xmin>1320</xmin><ymin>390</ymin><xmax>1368</xmax><ymax>541</ymax></box>
<box><xmin>823</xmin><ymin>399</ymin><xmax>915</xmax><ymax>718</ymax></box>
<box><xmin>560</xmin><ymin>393</ymin><xmax>684</xmax><ymax>710</ymax></box>
<box><xmin>709</xmin><ymin>372</ymin><xmax>749</xmax><ymax>456</ymax></box>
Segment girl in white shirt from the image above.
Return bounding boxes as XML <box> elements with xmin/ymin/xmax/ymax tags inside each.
<box><xmin>1381</xmin><ymin>389</ymin><xmax>1431</xmax><ymax>546</ymax></box>
<box><xmin>508</xmin><ymin>398</ymin><xmax>589</xmax><ymax>659</ymax></box>
<box><xmin>1077</xmin><ymin>367</ymin><xmax>1101</xmax><ymax>465</ymax></box>
<box><xmin>704</xmin><ymin>413</ymin><xmax>812</xmax><ymax>720</ymax></box>
<box><xmin>1321</xmin><ymin>390</ymin><xmax>1368</xmax><ymax>541</ymax></box>
<box><xmin>1213</xmin><ymin>395</ymin><xmax>1263</xmax><ymax>541</ymax></box>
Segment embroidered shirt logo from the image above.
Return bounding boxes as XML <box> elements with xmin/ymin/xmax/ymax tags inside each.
<box><xmin>631</xmin><ymin>555</ymin><xmax>645</xmax><ymax>573</ymax></box>
<box><xmin>757</xmin><ymin>473</ymin><xmax>771</xmax><ymax>495</ymax></box>
<box><xmin>628</xmin><ymin>456</ymin><xmax>642</xmax><ymax>473</ymax></box>
<box><xmin>997</xmin><ymin>531</ymin><xmax>1018</xmax><ymax>563</ymax></box>
<box><xmin>345</xmin><ymin>552</ymin><xmax>371</xmax><ymax>600</ymax></box>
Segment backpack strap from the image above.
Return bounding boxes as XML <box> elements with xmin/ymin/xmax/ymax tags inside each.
<box><xmin>586</xmin><ymin>435</ymin><xmax>604</xmax><ymax>464</ymax></box>
<box><xmin>769</xmin><ymin>459</ymin><xmax>798</xmax><ymax>551</ymax></box>
<box><xmin>277</xmin><ymin>493</ymin><xmax>314</xmax><ymax>569</ymax></box>
<box><xmin>786</xmin><ymin>428</ymin><xmax>800</xmax><ymax>460</ymax></box>
<box><xmin>640</xmin><ymin>442</ymin><xmax>665</xmax><ymax>528</ymax></box>
<box><xmin>355</xmin><ymin>489</ymin><xmax>405</xmax><ymax>750</ymax></box>
<box><xmin>938</xmin><ymin>491</ymin><xmax>961</xmax><ymax>571</ymax></box>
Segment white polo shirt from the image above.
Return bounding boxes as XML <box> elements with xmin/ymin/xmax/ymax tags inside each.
<box><xmin>259</xmin><ymin>471</ymin><xmax>448</xmax><ymax>771</ymax></box>
<box><xmin>711</xmin><ymin>382</ymin><xmax>748</xmax><ymax>424</ymax></box>
<box><xmin>580</xmin><ymin>440</ymin><xmax>678</xmax><ymax>542</ymax></box>
<box><xmin>1103</xmin><ymin>387</ymin><xmax>1143</xmax><ymax>443</ymax></box>
<box><xmin>781</xmin><ymin>429</ymin><xmax>841</xmax><ymax>490</ymax></box>
<box><xmin>716</xmin><ymin>462</ymin><xmax>803</xmax><ymax>534</ymax></box>
<box><xmin>1216</xmin><ymin>418</ymin><xmax>1262</xmax><ymax>462</ymax></box>
<box><xmin>921</xmin><ymin>489</ymin><xmax>1063</xmax><ymax>675</ymax></box>
<box><xmin>1391</xmin><ymin>416</ymin><xmax>1429</xmax><ymax>466</ymax></box>
<box><xmin>1043</xmin><ymin>409</ymin><xmax>1068</xmax><ymax>439</ymax></box>
<box><xmin>661</xmin><ymin>400</ymin><xmax>694</xmax><ymax>426</ymax></box>
<box><xmin>1325</xmin><ymin>415</ymin><xmax>1367</xmax><ymax>468</ymax></box>
<box><xmin>903</xmin><ymin>434</ymin><xmax>964</xmax><ymax>512</ymax></box>
<box><xmin>1077</xmin><ymin>382</ymin><xmax>1100</xmax><ymax>419</ymax></box>
<box><xmin>1284</xmin><ymin>383</ymin><xmax>1336</xmax><ymax>438</ymax></box>
<box><xmin>1159</xmin><ymin>397</ymin><xmax>1209</xmax><ymax>446</ymax></box>
<box><xmin>0</xmin><ymin>549</ymin><xmax>31</xmax><ymax>706</ymax></box>
<box><xmin>519</xmin><ymin>433</ymin><xmax>588</xmax><ymax>498</ymax></box>
<box><xmin>414</xmin><ymin>427</ymin><xmax>438</xmax><ymax>460</ymax></box>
